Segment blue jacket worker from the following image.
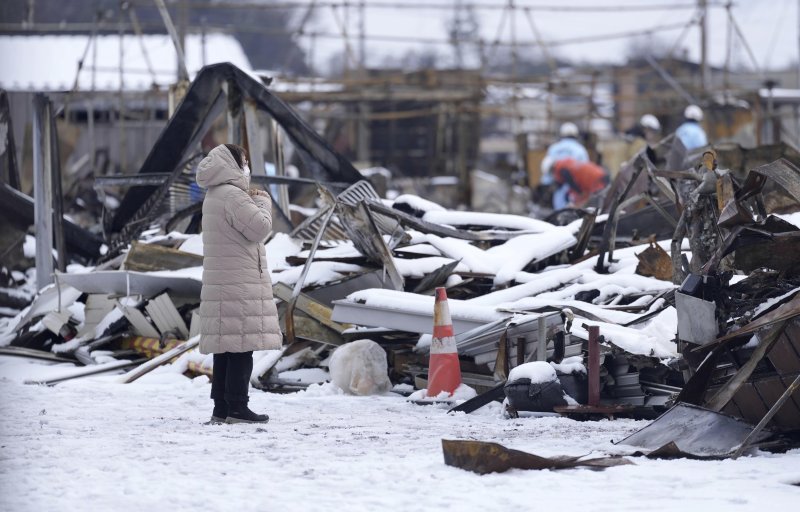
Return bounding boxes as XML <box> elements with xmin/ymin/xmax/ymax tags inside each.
<box><xmin>676</xmin><ymin>105</ymin><xmax>708</xmax><ymax>150</ymax></box>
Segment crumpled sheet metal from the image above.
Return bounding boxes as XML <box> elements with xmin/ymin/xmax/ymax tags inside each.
<box><xmin>442</xmin><ymin>439</ymin><xmax>633</xmax><ymax>474</ymax></box>
<box><xmin>55</xmin><ymin>270</ymin><xmax>201</xmax><ymax>299</ymax></box>
<box><xmin>741</xmin><ymin>158</ymin><xmax>800</xmax><ymax>204</ymax></box>
<box><xmin>616</xmin><ymin>403</ymin><xmax>773</xmax><ymax>458</ymax></box>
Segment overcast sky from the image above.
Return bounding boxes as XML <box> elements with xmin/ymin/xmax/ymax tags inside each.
<box><xmin>296</xmin><ymin>0</ymin><xmax>799</xmax><ymax>74</ymax></box>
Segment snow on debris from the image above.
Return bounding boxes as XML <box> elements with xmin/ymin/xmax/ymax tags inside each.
<box><xmin>751</xmin><ymin>286</ymin><xmax>800</xmax><ymax>318</ymax></box>
<box><xmin>52</xmin><ymin>307</ymin><xmax>124</xmax><ymax>354</ymax></box>
<box><xmin>265</xmin><ymin>233</ymin><xmax>303</xmax><ymax>272</ymax></box>
<box><xmin>424</xmin><ymin>235</ymin><xmax>496</xmax><ymax>274</ymax></box>
<box><xmin>550</xmin><ymin>356</ymin><xmax>587</xmax><ymax>375</ymax></box>
<box><xmin>573</xmin><ymin>320</ymin><xmax>679</xmax><ymax>359</ymax></box>
<box><xmin>391</xmin><ymin>194</ymin><xmax>446</xmax><ymax>213</ymax></box>
<box><xmin>278</xmin><ymin>368</ymin><xmax>330</xmax><ymax>385</ymax></box>
<box><xmin>178</xmin><ymin>235</ymin><xmax>204</xmax><ymax>256</ymax></box>
<box><xmin>422</xmin><ymin>210</ymin><xmax>557</xmax><ymax>232</ymax></box>
<box><xmin>141</xmin><ymin>231</ymin><xmax>193</xmax><ymax>245</ymax></box>
<box><xmin>470</xmin><ymin>266</ymin><xmax>584</xmax><ymax>305</ymax></box>
<box><xmin>298</xmin><ymin>241</ymin><xmax>361</xmax><ymax>259</ymax></box>
<box><xmin>147</xmin><ymin>266</ymin><xmax>204</xmax><ymax>282</ymax></box>
<box><xmin>392</xmin><ymin>256</ymin><xmax>469</xmax><ymax>278</ymax></box>
<box><xmin>393</xmin><ymin>243</ymin><xmax>442</xmax><ymax>257</ymax></box>
<box><xmin>532</xmin><ymin>272</ymin><xmax>674</xmax><ymax>304</ymax></box>
<box><xmin>272</xmin><ymin>262</ymin><xmax>366</xmax><ymax>287</ymax></box>
<box><xmin>776</xmin><ymin>211</ymin><xmax>800</xmax><ymax>228</ymax></box>
<box><xmin>424</xmin><ymin>227</ymin><xmax>577</xmax><ymax>285</ymax></box>
<box><xmin>508</xmin><ymin>361</ymin><xmax>558</xmax><ymax>384</ymax></box>
<box><xmin>408</xmin><ymin>383</ymin><xmax>477</xmax><ymax>402</ymax></box>
<box><xmin>22</xmin><ymin>235</ymin><xmax>36</xmax><ymax>258</ymax></box>
<box><xmin>485</xmin><ymin>230</ymin><xmax>577</xmax><ymax>285</ymax></box>
<box><xmin>344</xmin><ymin>289</ymin><xmax>508</xmax><ymax>324</ymax></box>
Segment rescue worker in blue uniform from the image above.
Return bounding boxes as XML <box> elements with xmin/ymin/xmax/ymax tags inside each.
<box><xmin>676</xmin><ymin>105</ymin><xmax>708</xmax><ymax>150</ymax></box>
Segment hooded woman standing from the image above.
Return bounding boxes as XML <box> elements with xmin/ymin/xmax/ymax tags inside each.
<box><xmin>196</xmin><ymin>144</ymin><xmax>282</xmax><ymax>424</ymax></box>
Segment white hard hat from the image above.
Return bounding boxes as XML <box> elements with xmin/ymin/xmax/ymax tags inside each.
<box><xmin>559</xmin><ymin>122</ymin><xmax>579</xmax><ymax>138</ymax></box>
<box><xmin>640</xmin><ymin>114</ymin><xmax>661</xmax><ymax>131</ymax></box>
<box><xmin>684</xmin><ymin>104</ymin><xmax>703</xmax><ymax>121</ymax></box>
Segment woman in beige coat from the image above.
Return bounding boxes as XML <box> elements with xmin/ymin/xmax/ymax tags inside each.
<box><xmin>196</xmin><ymin>144</ymin><xmax>282</xmax><ymax>424</ymax></box>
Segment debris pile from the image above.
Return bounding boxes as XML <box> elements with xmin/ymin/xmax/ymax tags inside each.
<box><xmin>1</xmin><ymin>63</ymin><xmax>799</xmax><ymax>465</ymax></box>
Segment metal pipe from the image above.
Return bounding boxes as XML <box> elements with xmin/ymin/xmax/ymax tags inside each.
<box><xmin>587</xmin><ymin>324</ymin><xmax>600</xmax><ymax>407</ymax></box>
<box><xmin>285</xmin><ymin>203</ymin><xmax>337</xmax><ymax>344</ymax></box>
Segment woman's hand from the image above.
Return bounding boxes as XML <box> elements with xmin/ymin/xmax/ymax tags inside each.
<box><xmin>248</xmin><ymin>188</ymin><xmax>268</xmax><ymax>198</ymax></box>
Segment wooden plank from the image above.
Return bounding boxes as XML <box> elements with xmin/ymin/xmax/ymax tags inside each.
<box><xmin>273</xmin><ymin>282</ymin><xmax>350</xmax><ymax>334</ymax></box>
<box><xmin>733</xmin><ymin>374</ymin><xmax>800</xmax><ymax>458</ymax></box>
<box><xmin>732</xmin><ymin>384</ymin><xmax>770</xmax><ymax>425</ymax></box>
<box><xmin>118</xmin><ymin>337</ymin><xmax>199</xmax><ymax>384</ymax></box>
<box><xmin>754</xmin><ymin>376</ymin><xmax>800</xmax><ymax>429</ymax></box>
<box><xmin>722</xmin><ymin>400</ymin><xmax>744</xmax><ymax>420</ymax></box>
<box><xmin>767</xmin><ymin>332</ymin><xmax>800</xmax><ymax>375</ymax></box>
<box><xmin>705</xmin><ymin>321</ymin><xmax>787</xmax><ymax>411</ymax></box>
<box><xmin>784</xmin><ymin>319</ymin><xmax>800</xmax><ymax>358</ymax></box>
<box><xmin>123</xmin><ymin>241</ymin><xmax>203</xmax><ymax>272</ymax></box>
<box><xmin>782</xmin><ymin>374</ymin><xmax>800</xmax><ymax>414</ymax></box>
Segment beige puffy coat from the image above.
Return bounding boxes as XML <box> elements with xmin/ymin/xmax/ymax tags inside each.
<box><xmin>196</xmin><ymin>145</ymin><xmax>282</xmax><ymax>354</ymax></box>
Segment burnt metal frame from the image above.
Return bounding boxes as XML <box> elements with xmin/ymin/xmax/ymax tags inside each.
<box><xmin>110</xmin><ymin>63</ymin><xmax>363</xmax><ymax>246</ymax></box>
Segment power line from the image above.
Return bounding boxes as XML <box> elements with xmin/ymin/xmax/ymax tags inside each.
<box><xmin>0</xmin><ymin>20</ymin><xmax>693</xmax><ymax>48</ymax></box>
<box><xmin>139</xmin><ymin>1</ymin><xmax>729</xmax><ymax>13</ymax></box>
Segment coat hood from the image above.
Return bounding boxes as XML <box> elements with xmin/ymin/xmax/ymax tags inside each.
<box><xmin>196</xmin><ymin>144</ymin><xmax>249</xmax><ymax>190</ymax></box>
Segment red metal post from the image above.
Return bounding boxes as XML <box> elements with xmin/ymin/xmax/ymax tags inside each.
<box><xmin>587</xmin><ymin>325</ymin><xmax>600</xmax><ymax>407</ymax></box>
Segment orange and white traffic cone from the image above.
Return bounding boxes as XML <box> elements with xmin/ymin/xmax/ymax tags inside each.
<box><xmin>426</xmin><ymin>287</ymin><xmax>462</xmax><ymax>398</ymax></box>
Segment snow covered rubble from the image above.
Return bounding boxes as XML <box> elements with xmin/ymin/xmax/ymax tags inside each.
<box><xmin>1</xmin><ymin>360</ymin><xmax>799</xmax><ymax>511</ymax></box>
<box><xmin>1</xmin><ymin>195</ymin><xmax>682</xmax><ymax>357</ymax></box>
<box><xmin>4</xmin><ymin>184</ymin><xmax>800</xmax><ymax>481</ymax></box>
<box><xmin>0</xmin><ymin>190</ymin><xmax>697</xmax><ymax>420</ymax></box>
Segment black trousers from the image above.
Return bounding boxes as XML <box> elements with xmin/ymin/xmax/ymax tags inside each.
<box><xmin>210</xmin><ymin>351</ymin><xmax>253</xmax><ymax>403</ymax></box>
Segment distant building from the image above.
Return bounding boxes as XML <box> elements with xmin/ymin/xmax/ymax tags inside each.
<box><xmin>273</xmin><ymin>69</ymin><xmax>484</xmax><ymax>183</ymax></box>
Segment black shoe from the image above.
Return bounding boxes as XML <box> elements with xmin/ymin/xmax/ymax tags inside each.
<box><xmin>209</xmin><ymin>399</ymin><xmax>227</xmax><ymax>424</ymax></box>
<box><xmin>225</xmin><ymin>402</ymin><xmax>269</xmax><ymax>424</ymax></box>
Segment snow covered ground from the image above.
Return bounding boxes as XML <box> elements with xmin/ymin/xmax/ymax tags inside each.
<box><xmin>0</xmin><ymin>358</ymin><xmax>799</xmax><ymax>512</ymax></box>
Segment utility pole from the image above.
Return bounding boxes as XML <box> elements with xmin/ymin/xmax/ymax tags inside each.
<box><xmin>724</xmin><ymin>1</ymin><xmax>732</xmax><ymax>93</ymax></box>
<box><xmin>154</xmin><ymin>0</ymin><xmax>189</xmax><ymax>82</ymax></box>
<box><xmin>32</xmin><ymin>94</ymin><xmax>54</xmax><ymax>290</ymax></box>
<box><xmin>699</xmin><ymin>0</ymin><xmax>710</xmax><ymax>93</ymax></box>
<box><xmin>178</xmin><ymin>1</ymin><xmax>189</xmax><ymax>81</ymax></box>
<box><xmin>359</xmin><ymin>1</ymin><xmax>366</xmax><ymax>71</ymax></box>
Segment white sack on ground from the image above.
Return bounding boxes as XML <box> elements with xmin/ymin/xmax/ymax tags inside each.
<box><xmin>329</xmin><ymin>339</ymin><xmax>392</xmax><ymax>396</ymax></box>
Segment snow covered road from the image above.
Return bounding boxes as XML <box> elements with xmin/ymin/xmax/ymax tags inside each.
<box><xmin>0</xmin><ymin>361</ymin><xmax>798</xmax><ymax>511</ymax></box>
